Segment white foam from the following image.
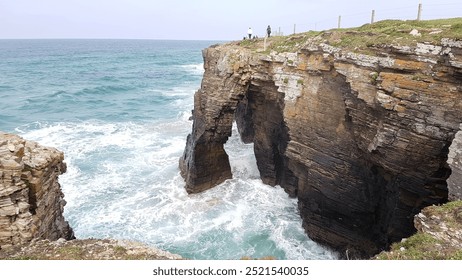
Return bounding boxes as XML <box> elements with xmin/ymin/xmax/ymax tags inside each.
<box><xmin>159</xmin><ymin>86</ymin><xmax>195</xmax><ymax>97</ymax></box>
<box><xmin>181</xmin><ymin>63</ymin><xmax>204</xmax><ymax>75</ymax></box>
<box><xmin>19</xmin><ymin>119</ymin><xmax>337</xmax><ymax>260</ymax></box>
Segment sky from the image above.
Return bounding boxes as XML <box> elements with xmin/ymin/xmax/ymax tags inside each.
<box><xmin>0</xmin><ymin>0</ymin><xmax>461</xmax><ymax>40</ymax></box>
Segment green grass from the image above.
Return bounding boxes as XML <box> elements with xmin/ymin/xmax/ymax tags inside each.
<box><xmin>376</xmin><ymin>200</ymin><xmax>462</xmax><ymax>260</ymax></box>
<box><xmin>57</xmin><ymin>246</ymin><xmax>85</xmax><ymax>259</ymax></box>
<box><xmin>234</xmin><ymin>18</ymin><xmax>462</xmax><ymax>54</ymax></box>
<box><xmin>270</xmin><ymin>31</ymin><xmax>320</xmax><ymax>53</ymax></box>
<box><xmin>332</xmin><ymin>18</ymin><xmax>462</xmax><ymax>49</ymax></box>
<box><xmin>238</xmin><ymin>38</ymin><xmax>257</xmax><ymax>48</ymax></box>
<box><xmin>0</xmin><ymin>239</ymin><xmax>181</xmax><ymax>260</ymax></box>
<box><xmin>376</xmin><ymin>233</ymin><xmax>462</xmax><ymax>260</ymax></box>
<box><xmin>424</xmin><ymin>200</ymin><xmax>462</xmax><ymax>228</ymax></box>
<box><xmin>427</xmin><ymin>200</ymin><xmax>462</xmax><ymax>214</ymax></box>
<box><xmin>113</xmin><ymin>245</ymin><xmax>127</xmax><ymax>254</ymax></box>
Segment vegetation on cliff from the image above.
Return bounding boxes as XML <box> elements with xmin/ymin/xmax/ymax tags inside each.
<box><xmin>2</xmin><ymin>18</ymin><xmax>461</xmax><ymax>261</ymax></box>
<box><xmin>181</xmin><ymin>16</ymin><xmax>462</xmax><ymax>258</ymax></box>
<box><xmin>237</xmin><ymin>18</ymin><xmax>462</xmax><ymax>54</ymax></box>
<box><xmin>0</xmin><ymin>239</ymin><xmax>182</xmax><ymax>260</ymax></box>
<box><xmin>376</xmin><ymin>201</ymin><xmax>462</xmax><ymax>260</ymax></box>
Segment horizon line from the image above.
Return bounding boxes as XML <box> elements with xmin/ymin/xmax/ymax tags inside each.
<box><xmin>0</xmin><ymin>37</ymin><xmax>232</xmax><ymax>41</ymax></box>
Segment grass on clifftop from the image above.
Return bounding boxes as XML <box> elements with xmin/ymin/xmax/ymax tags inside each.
<box><xmin>0</xmin><ymin>239</ymin><xmax>182</xmax><ymax>260</ymax></box>
<box><xmin>334</xmin><ymin>18</ymin><xmax>462</xmax><ymax>49</ymax></box>
<box><xmin>376</xmin><ymin>233</ymin><xmax>462</xmax><ymax>260</ymax></box>
<box><xmin>237</xmin><ymin>17</ymin><xmax>462</xmax><ymax>54</ymax></box>
<box><xmin>376</xmin><ymin>201</ymin><xmax>462</xmax><ymax>260</ymax></box>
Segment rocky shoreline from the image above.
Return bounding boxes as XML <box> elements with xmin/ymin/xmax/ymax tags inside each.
<box><xmin>1</xmin><ymin>19</ymin><xmax>461</xmax><ymax>260</ymax></box>
<box><xmin>0</xmin><ymin>132</ymin><xmax>73</xmax><ymax>249</ymax></box>
<box><xmin>0</xmin><ymin>132</ymin><xmax>182</xmax><ymax>260</ymax></box>
<box><xmin>179</xmin><ymin>19</ymin><xmax>462</xmax><ymax>258</ymax></box>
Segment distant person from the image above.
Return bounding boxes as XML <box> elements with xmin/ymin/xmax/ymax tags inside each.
<box><xmin>267</xmin><ymin>25</ymin><xmax>271</xmax><ymax>37</ymax></box>
<box><xmin>248</xmin><ymin>27</ymin><xmax>253</xmax><ymax>39</ymax></box>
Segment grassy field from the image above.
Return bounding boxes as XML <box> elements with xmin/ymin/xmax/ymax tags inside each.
<box><xmin>236</xmin><ymin>17</ymin><xmax>462</xmax><ymax>54</ymax></box>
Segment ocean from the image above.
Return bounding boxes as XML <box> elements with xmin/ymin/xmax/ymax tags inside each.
<box><xmin>0</xmin><ymin>39</ymin><xmax>336</xmax><ymax>260</ymax></box>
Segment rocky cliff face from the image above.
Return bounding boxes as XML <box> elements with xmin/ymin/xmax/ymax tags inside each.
<box><xmin>180</xmin><ymin>28</ymin><xmax>462</xmax><ymax>257</ymax></box>
<box><xmin>376</xmin><ymin>200</ymin><xmax>462</xmax><ymax>259</ymax></box>
<box><xmin>448</xmin><ymin>125</ymin><xmax>462</xmax><ymax>200</ymax></box>
<box><xmin>0</xmin><ymin>132</ymin><xmax>74</xmax><ymax>249</ymax></box>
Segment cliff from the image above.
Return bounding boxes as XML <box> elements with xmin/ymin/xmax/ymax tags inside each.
<box><xmin>0</xmin><ymin>132</ymin><xmax>74</xmax><ymax>249</ymax></box>
<box><xmin>376</xmin><ymin>201</ymin><xmax>462</xmax><ymax>259</ymax></box>
<box><xmin>448</xmin><ymin>125</ymin><xmax>462</xmax><ymax>200</ymax></box>
<box><xmin>0</xmin><ymin>132</ymin><xmax>183</xmax><ymax>260</ymax></box>
<box><xmin>179</xmin><ymin>19</ymin><xmax>462</xmax><ymax>258</ymax></box>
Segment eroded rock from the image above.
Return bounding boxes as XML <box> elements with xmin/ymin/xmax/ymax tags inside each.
<box><xmin>180</xmin><ymin>36</ymin><xmax>462</xmax><ymax>258</ymax></box>
<box><xmin>0</xmin><ymin>132</ymin><xmax>74</xmax><ymax>249</ymax></box>
<box><xmin>448</xmin><ymin>125</ymin><xmax>462</xmax><ymax>200</ymax></box>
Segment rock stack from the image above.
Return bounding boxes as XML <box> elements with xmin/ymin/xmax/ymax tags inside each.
<box><xmin>0</xmin><ymin>132</ymin><xmax>74</xmax><ymax>249</ymax></box>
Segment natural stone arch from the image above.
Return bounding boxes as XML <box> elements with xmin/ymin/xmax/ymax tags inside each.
<box><xmin>179</xmin><ymin>47</ymin><xmax>252</xmax><ymax>193</ymax></box>
<box><xmin>180</xmin><ymin>38</ymin><xmax>462</xmax><ymax>258</ymax></box>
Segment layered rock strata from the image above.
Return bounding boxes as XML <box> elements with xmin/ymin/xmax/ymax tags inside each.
<box><xmin>180</xmin><ymin>35</ymin><xmax>462</xmax><ymax>257</ymax></box>
<box><xmin>0</xmin><ymin>132</ymin><xmax>74</xmax><ymax>249</ymax></box>
<box><xmin>448</xmin><ymin>125</ymin><xmax>462</xmax><ymax>200</ymax></box>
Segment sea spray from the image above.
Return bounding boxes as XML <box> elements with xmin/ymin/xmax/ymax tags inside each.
<box><xmin>1</xmin><ymin>39</ymin><xmax>337</xmax><ymax>259</ymax></box>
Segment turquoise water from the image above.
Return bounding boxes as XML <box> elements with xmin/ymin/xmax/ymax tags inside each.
<box><xmin>0</xmin><ymin>39</ymin><xmax>336</xmax><ymax>260</ymax></box>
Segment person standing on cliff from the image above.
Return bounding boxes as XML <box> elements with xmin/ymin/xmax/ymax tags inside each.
<box><xmin>248</xmin><ymin>27</ymin><xmax>253</xmax><ymax>39</ymax></box>
<box><xmin>267</xmin><ymin>25</ymin><xmax>271</xmax><ymax>37</ymax></box>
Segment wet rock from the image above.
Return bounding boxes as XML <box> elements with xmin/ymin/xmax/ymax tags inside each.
<box><xmin>180</xmin><ymin>36</ymin><xmax>462</xmax><ymax>258</ymax></box>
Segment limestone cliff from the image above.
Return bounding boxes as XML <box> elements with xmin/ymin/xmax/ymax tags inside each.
<box><xmin>0</xmin><ymin>132</ymin><xmax>74</xmax><ymax>249</ymax></box>
<box><xmin>448</xmin><ymin>125</ymin><xmax>462</xmax><ymax>200</ymax></box>
<box><xmin>180</xmin><ymin>20</ymin><xmax>462</xmax><ymax>258</ymax></box>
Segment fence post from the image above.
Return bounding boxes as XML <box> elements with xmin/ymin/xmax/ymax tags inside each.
<box><xmin>371</xmin><ymin>10</ymin><xmax>375</xmax><ymax>24</ymax></box>
<box><xmin>338</xmin><ymin>15</ymin><xmax>341</xmax><ymax>29</ymax></box>
<box><xmin>417</xmin><ymin>3</ymin><xmax>422</xmax><ymax>21</ymax></box>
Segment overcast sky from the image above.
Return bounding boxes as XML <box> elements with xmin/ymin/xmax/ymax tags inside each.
<box><xmin>0</xmin><ymin>0</ymin><xmax>460</xmax><ymax>40</ymax></box>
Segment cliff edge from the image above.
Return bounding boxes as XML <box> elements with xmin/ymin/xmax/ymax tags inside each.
<box><xmin>0</xmin><ymin>132</ymin><xmax>74</xmax><ymax>249</ymax></box>
<box><xmin>0</xmin><ymin>132</ymin><xmax>182</xmax><ymax>260</ymax></box>
<box><xmin>376</xmin><ymin>200</ymin><xmax>462</xmax><ymax>259</ymax></box>
<box><xmin>180</xmin><ymin>19</ymin><xmax>462</xmax><ymax>258</ymax></box>
<box><xmin>0</xmin><ymin>238</ymin><xmax>182</xmax><ymax>260</ymax></box>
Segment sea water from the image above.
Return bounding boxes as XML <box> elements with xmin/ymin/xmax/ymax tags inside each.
<box><xmin>0</xmin><ymin>39</ymin><xmax>336</xmax><ymax>260</ymax></box>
